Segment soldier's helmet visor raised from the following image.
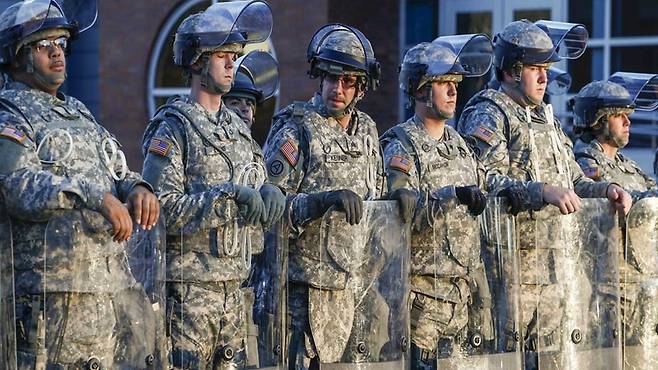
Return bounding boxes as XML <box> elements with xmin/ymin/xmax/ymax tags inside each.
<box><xmin>228</xmin><ymin>50</ymin><xmax>279</xmax><ymax>104</ymax></box>
<box><xmin>431</xmin><ymin>33</ymin><xmax>493</xmax><ymax>78</ymax></box>
<box><xmin>546</xmin><ymin>66</ymin><xmax>572</xmax><ymax>95</ymax></box>
<box><xmin>174</xmin><ymin>0</ymin><xmax>273</xmax><ymax>66</ymax></box>
<box><xmin>0</xmin><ymin>0</ymin><xmax>97</xmax><ymax>64</ymax></box>
<box><xmin>609</xmin><ymin>72</ymin><xmax>658</xmax><ymax>111</ymax></box>
<box><xmin>535</xmin><ymin>20</ymin><xmax>589</xmax><ymax>60</ymax></box>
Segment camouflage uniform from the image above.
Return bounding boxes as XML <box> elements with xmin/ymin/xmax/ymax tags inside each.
<box><xmin>570</xmin><ymin>78</ymin><xmax>658</xmax><ymax>366</ymax></box>
<box><xmin>0</xmin><ymin>78</ymin><xmax>154</xmax><ymax>368</ymax></box>
<box><xmin>457</xmin><ymin>21</ymin><xmax>614</xmax><ymax>355</ymax></box>
<box><xmin>265</xmin><ymin>93</ymin><xmax>386</xmax><ymax>367</ymax></box>
<box><xmin>142</xmin><ymin>95</ymin><xmax>266</xmax><ymax>369</ymax></box>
<box><xmin>381</xmin><ymin>118</ymin><xmax>488</xmax><ymax>359</ymax></box>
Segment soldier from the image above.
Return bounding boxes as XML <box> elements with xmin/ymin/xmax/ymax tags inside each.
<box><xmin>263</xmin><ymin>24</ymin><xmax>415</xmax><ymax>368</ymax></box>
<box><xmin>223</xmin><ymin>50</ymin><xmax>279</xmax><ymax>128</ymax></box>
<box><xmin>457</xmin><ymin>20</ymin><xmax>632</xmax><ymax>367</ymax></box>
<box><xmin>140</xmin><ymin>1</ymin><xmax>285</xmax><ymax>369</ymax></box>
<box><xmin>0</xmin><ymin>1</ymin><xmax>161</xmax><ymax>368</ymax></box>
<box><xmin>572</xmin><ymin>78</ymin><xmax>658</xmax><ymax>199</ymax></box>
<box><xmin>382</xmin><ymin>35</ymin><xmax>528</xmax><ymax>369</ymax></box>
<box><xmin>571</xmin><ymin>74</ymin><xmax>658</xmax><ymax>370</ymax></box>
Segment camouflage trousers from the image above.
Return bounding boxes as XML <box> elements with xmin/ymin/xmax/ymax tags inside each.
<box><xmin>620</xmin><ymin>281</ymin><xmax>658</xmax><ymax>345</ymax></box>
<box><xmin>409</xmin><ymin>290</ymin><xmax>468</xmax><ymax>370</ymax></box>
<box><xmin>15</xmin><ymin>286</ymin><xmax>156</xmax><ymax>370</ymax></box>
<box><xmin>288</xmin><ymin>283</ymin><xmax>391</xmax><ymax>369</ymax></box>
<box><xmin>166</xmin><ymin>281</ymin><xmax>247</xmax><ymax>370</ymax></box>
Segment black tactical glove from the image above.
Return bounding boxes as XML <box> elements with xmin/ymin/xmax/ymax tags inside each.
<box><xmin>322</xmin><ymin>189</ymin><xmax>364</xmax><ymax>225</ymax></box>
<box><xmin>387</xmin><ymin>188</ymin><xmax>418</xmax><ymax>223</ymax></box>
<box><xmin>234</xmin><ymin>185</ymin><xmax>265</xmax><ymax>225</ymax></box>
<box><xmin>498</xmin><ymin>185</ymin><xmax>528</xmax><ymax>216</ymax></box>
<box><xmin>259</xmin><ymin>184</ymin><xmax>286</xmax><ymax>226</ymax></box>
<box><xmin>455</xmin><ymin>185</ymin><xmax>486</xmax><ymax>216</ymax></box>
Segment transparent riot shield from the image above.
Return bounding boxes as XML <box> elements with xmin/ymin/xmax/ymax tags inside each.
<box><xmin>122</xmin><ymin>217</ymin><xmax>168</xmax><ymax>369</ymax></box>
<box><xmin>534</xmin><ymin>20</ymin><xmax>589</xmax><ymax>60</ymax></box>
<box><xmin>546</xmin><ymin>67</ymin><xmax>572</xmax><ymax>96</ymax></box>
<box><xmin>622</xmin><ymin>197</ymin><xmax>658</xmax><ymax>370</ymax></box>
<box><xmin>249</xmin><ymin>220</ymin><xmax>288</xmax><ymax>370</ymax></box>
<box><xmin>234</xmin><ymin>50</ymin><xmax>279</xmax><ymax>102</ymax></box>
<box><xmin>38</xmin><ymin>210</ymin><xmax>161</xmax><ymax>369</ymax></box>
<box><xmin>413</xmin><ymin>197</ymin><xmax>522</xmax><ymax>370</ymax></box>
<box><xmin>529</xmin><ymin>199</ymin><xmax>621</xmax><ymax>370</ymax></box>
<box><xmin>431</xmin><ymin>33</ymin><xmax>493</xmax><ymax>77</ymax></box>
<box><xmin>0</xmin><ymin>198</ymin><xmax>17</xmax><ymax>370</ymax></box>
<box><xmin>307</xmin><ymin>200</ymin><xmax>409</xmax><ymax>369</ymax></box>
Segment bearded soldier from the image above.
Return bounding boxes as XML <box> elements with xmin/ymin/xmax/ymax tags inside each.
<box><xmin>264</xmin><ymin>24</ymin><xmax>415</xmax><ymax>369</ymax></box>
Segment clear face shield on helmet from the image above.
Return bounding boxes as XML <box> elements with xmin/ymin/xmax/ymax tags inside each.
<box><xmin>535</xmin><ymin>20</ymin><xmax>589</xmax><ymax>60</ymax></box>
<box><xmin>307</xmin><ymin>23</ymin><xmax>380</xmax><ymax>91</ymax></box>
<box><xmin>232</xmin><ymin>50</ymin><xmax>279</xmax><ymax>103</ymax></box>
<box><xmin>609</xmin><ymin>72</ymin><xmax>658</xmax><ymax>111</ymax></box>
<box><xmin>546</xmin><ymin>66</ymin><xmax>572</xmax><ymax>96</ymax></box>
<box><xmin>0</xmin><ymin>0</ymin><xmax>97</xmax><ymax>65</ymax></box>
<box><xmin>431</xmin><ymin>33</ymin><xmax>494</xmax><ymax>78</ymax></box>
<box><xmin>173</xmin><ymin>0</ymin><xmax>273</xmax><ymax>66</ymax></box>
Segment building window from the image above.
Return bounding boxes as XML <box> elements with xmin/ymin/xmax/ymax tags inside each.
<box><xmin>146</xmin><ymin>0</ymin><xmax>277</xmax><ymax>124</ymax></box>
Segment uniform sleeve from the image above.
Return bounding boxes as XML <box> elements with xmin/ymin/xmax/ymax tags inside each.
<box><xmin>264</xmin><ymin>118</ymin><xmax>305</xmax><ymax>193</ymax></box>
<box><xmin>0</xmin><ymin>114</ymin><xmax>105</xmax><ymax>221</ymax></box>
<box><xmin>458</xmin><ymin>103</ymin><xmax>545</xmax><ymax>210</ymax></box>
<box><xmin>141</xmin><ymin>118</ymin><xmax>236</xmax><ymax>233</ymax></box>
<box><xmin>557</xmin><ymin>128</ymin><xmax>609</xmax><ymax>198</ymax></box>
<box><xmin>382</xmin><ymin>135</ymin><xmax>458</xmax><ymax>231</ymax></box>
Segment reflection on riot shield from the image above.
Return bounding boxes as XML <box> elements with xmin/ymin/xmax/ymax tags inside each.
<box><xmin>296</xmin><ymin>200</ymin><xmax>409</xmax><ymax>369</ymax></box>
<box><xmin>413</xmin><ymin>197</ymin><xmax>522</xmax><ymax>370</ymax></box>
<box><xmin>29</xmin><ymin>210</ymin><xmax>161</xmax><ymax>369</ymax></box>
<box><xmin>623</xmin><ymin>198</ymin><xmax>658</xmax><ymax>370</ymax></box>
<box><xmin>248</xmin><ymin>220</ymin><xmax>287</xmax><ymax>369</ymax></box>
<box><xmin>529</xmin><ymin>199</ymin><xmax>621</xmax><ymax>370</ymax></box>
<box><xmin>0</xmin><ymin>198</ymin><xmax>16</xmax><ymax>369</ymax></box>
<box><xmin>122</xmin><ymin>217</ymin><xmax>167</xmax><ymax>368</ymax></box>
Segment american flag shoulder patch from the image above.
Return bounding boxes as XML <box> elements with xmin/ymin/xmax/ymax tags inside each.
<box><xmin>473</xmin><ymin>125</ymin><xmax>495</xmax><ymax>144</ymax></box>
<box><xmin>0</xmin><ymin>126</ymin><xmax>26</xmax><ymax>144</ymax></box>
<box><xmin>583</xmin><ymin>166</ymin><xmax>601</xmax><ymax>180</ymax></box>
<box><xmin>148</xmin><ymin>137</ymin><xmax>173</xmax><ymax>157</ymax></box>
<box><xmin>389</xmin><ymin>155</ymin><xmax>412</xmax><ymax>174</ymax></box>
<box><xmin>279</xmin><ymin>139</ymin><xmax>299</xmax><ymax>167</ymax></box>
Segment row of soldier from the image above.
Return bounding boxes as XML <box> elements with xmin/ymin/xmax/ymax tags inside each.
<box><xmin>1</xmin><ymin>0</ymin><xmax>658</xmax><ymax>369</ymax></box>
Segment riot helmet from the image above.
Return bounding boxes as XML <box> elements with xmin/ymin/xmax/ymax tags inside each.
<box><xmin>173</xmin><ymin>0</ymin><xmax>273</xmax><ymax>94</ymax></box>
<box><xmin>399</xmin><ymin>34</ymin><xmax>492</xmax><ymax>118</ymax></box>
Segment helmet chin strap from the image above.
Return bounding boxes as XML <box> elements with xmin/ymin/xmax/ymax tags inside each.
<box><xmin>200</xmin><ymin>55</ymin><xmax>231</xmax><ymax>95</ymax></box>
<box><xmin>26</xmin><ymin>49</ymin><xmax>66</xmax><ymax>90</ymax></box>
<box><xmin>419</xmin><ymin>86</ymin><xmax>453</xmax><ymax>120</ymax></box>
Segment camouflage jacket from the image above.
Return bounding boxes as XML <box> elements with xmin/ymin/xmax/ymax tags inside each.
<box><xmin>457</xmin><ymin>88</ymin><xmax>611</xmax><ymax>251</ymax></box>
<box><xmin>0</xmin><ymin>81</ymin><xmax>147</xmax><ymax>294</ymax></box>
<box><xmin>142</xmin><ymin>95</ymin><xmax>264</xmax><ymax>283</ymax></box>
<box><xmin>264</xmin><ymin>94</ymin><xmax>386</xmax><ymax>290</ymax></box>
<box><xmin>381</xmin><ymin>116</ymin><xmax>486</xmax><ymax>301</ymax></box>
<box><xmin>574</xmin><ymin>139</ymin><xmax>658</xmax><ymax>201</ymax></box>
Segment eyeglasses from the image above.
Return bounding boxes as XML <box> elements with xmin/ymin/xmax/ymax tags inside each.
<box><xmin>324</xmin><ymin>74</ymin><xmax>359</xmax><ymax>89</ymax></box>
<box><xmin>32</xmin><ymin>37</ymin><xmax>68</xmax><ymax>53</ymax></box>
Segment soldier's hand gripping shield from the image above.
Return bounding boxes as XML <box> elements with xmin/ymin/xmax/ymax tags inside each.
<box><xmin>534</xmin><ymin>20</ymin><xmax>589</xmax><ymax>60</ymax></box>
<box><xmin>528</xmin><ymin>199</ymin><xmax>621</xmax><ymax>370</ymax></box>
<box><xmin>173</xmin><ymin>0</ymin><xmax>273</xmax><ymax>66</ymax></box>
<box><xmin>0</xmin><ymin>0</ymin><xmax>97</xmax><ymax>65</ymax></box>
<box><xmin>303</xmin><ymin>200</ymin><xmax>410</xmax><ymax>369</ymax></box>
<box><xmin>37</xmin><ymin>210</ymin><xmax>163</xmax><ymax>369</ymax></box>
<box><xmin>0</xmin><ymin>198</ymin><xmax>17</xmax><ymax>370</ymax></box>
<box><xmin>233</xmin><ymin>50</ymin><xmax>279</xmax><ymax>103</ymax></box>
<box><xmin>622</xmin><ymin>198</ymin><xmax>658</xmax><ymax>370</ymax></box>
<box><xmin>609</xmin><ymin>72</ymin><xmax>658</xmax><ymax>112</ymax></box>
